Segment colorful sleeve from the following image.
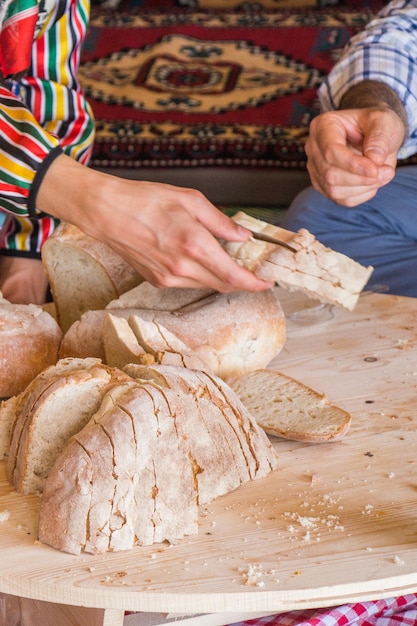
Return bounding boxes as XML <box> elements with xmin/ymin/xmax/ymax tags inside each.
<box><xmin>1</xmin><ymin>0</ymin><xmax>95</xmax><ymax>255</ymax></box>
<box><xmin>0</xmin><ymin>85</ymin><xmax>62</xmax><ymax>218</ymax></box>
<box><xmin>21</xmin><ymin>0</ymin><xmax>95</xmax><ymax>166</ymax></box>
<box><xmin>318</xmin><ymin>0</ymin><xmax>417</xmax><ymax>159</ymax></box>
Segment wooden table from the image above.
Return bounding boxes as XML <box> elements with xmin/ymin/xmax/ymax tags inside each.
<box><xmin>2</xmin><ymin>290</ymin><xmax>417</xmax><ymax>626</ymax></box>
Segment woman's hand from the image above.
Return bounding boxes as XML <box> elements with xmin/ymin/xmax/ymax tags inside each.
<box><xmin>38</xmin><ymin>155</ymin><xmax>274</xmax><ymax>293</ymax></box>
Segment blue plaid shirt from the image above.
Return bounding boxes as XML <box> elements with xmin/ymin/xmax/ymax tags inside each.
<box><xmin>318</xmin><ymin>0</ymin><xmax>417</xmax><ymax>159</ymax></box>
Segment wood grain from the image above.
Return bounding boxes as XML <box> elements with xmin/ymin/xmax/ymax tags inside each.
<box><xmin>1</xmin><ymin>291</ymin><xmax>417</xmax><ymax>619</ymax></box>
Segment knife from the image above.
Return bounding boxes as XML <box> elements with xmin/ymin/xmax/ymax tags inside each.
<box><xmin>248</xmin><ymin>229</ymin><xmax>297</xmax><ymax>253</ymax></box>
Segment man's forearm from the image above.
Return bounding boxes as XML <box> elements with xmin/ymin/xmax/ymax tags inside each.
<box><xmin>338</xmin><ymin>80</ymin><xmax>408</xmax><ymax>132</ymax></box>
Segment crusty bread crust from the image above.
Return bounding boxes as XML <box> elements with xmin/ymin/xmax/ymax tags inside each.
<box><xmin>0</xmin><ymin>303</ymin><xmax>62</xmax><ymax>398</ymax></box>
<box><xmin>106</xmin><ymin>283</ymin><xmax>215</xmax><ymax>311</ymax></box>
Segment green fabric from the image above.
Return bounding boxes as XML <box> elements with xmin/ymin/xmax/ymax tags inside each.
<box><xmin>220</xmin><ymin>205</ymin><xmax>288</xmax><ymax>226</ymax></box>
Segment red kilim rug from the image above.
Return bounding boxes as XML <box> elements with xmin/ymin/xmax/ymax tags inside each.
<box><xmin>81</xmin><ymin>1</ymin><xmax>385</xmax><ymax>172</ymax></box>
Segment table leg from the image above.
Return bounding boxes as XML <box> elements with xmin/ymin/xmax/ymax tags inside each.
<box><xmin>0</xmin><ymin>594</ymin><xmax>125</xmax><ymax>626</ymax></box>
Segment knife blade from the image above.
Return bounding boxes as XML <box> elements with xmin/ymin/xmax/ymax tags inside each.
<box><xmin>249</xmin><ymin>229</ymin><xmax>297</xmax><ymax>253</ymax></box>
<box><xmin>172</xmin><ymin>291</ymin><xmax>220</xmax><ymax>316</ymax></box>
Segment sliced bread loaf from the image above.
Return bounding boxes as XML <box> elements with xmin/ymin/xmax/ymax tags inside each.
<box><xmin>38</xmin><ymin>364</ymin><xmax>278</xmax><ymax>554</ymax></box>
<box><xmin>127</xmin><ymin>315</ymin><xmax>212</xmax><ymax>370</ymax></box>
<box><xmin>230</xmin><ymin>369</ymin><xmax>351</xmax><ymax>442</ymax></box>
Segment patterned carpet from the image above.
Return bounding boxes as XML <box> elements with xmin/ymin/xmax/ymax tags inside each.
<box><xmin>81</xmin><ymin>1</ymin><xmax>385</xmax><ymax>173</ymax></box>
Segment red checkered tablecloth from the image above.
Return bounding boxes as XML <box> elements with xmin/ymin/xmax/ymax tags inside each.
<box><xmin>125</xmin><ymin>595</ymin><xmax>417</xmax><ymax>624</ymax></box>
<box><xmin>227</xmin><ymin>595</ymin><xmax>417</xmax><ymax>625</ymax></box>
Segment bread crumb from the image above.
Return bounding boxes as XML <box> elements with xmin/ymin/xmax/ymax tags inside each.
<box><xmin>283</xmin><ymin>500</ymin><xmax>344</xmax><ymax>542</ymax></box>
<box><xmin>0</xmin><ymin>510</ymin><xmax>10</xmax><ymax>522</ymax></box>
<box><xmin>238</xmin><ymin>564</ymin><xmax>279</xmax><ymax>587</ymax></box>
<box><xmin>394</xmin><ymin>555</ymin><xmax>405</xmax><ymax>565</ymax></box>
<box><xmin>394</xmin><ymin>339</ymin><xmax>411</xmax><ymax>350</ymax></box>
<box><xmin>310</xmin><ymin>474</ymin><xmax>321</xmax><ymax>484</ymax></box>
<box><xmin>362</xmin><ymin>504</ymin><xmax>374</xmax><ymax>515</ymax></box>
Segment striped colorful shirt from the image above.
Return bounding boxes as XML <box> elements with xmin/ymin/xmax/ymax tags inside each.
<box><xmin>318</xmin><ymin>0</ymin><xmax>417</xmax><ymax>161</ymax></box>
<box><xmin>0</xmin><ymin>0</ymin><xmax>94</xmax><ymax>255</ymax></box>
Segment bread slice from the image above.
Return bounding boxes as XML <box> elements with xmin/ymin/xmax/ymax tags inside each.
<box><xmin>5</xmin><ymin>358</ymin><xmax>104</xmax><ymax>470</ymax></box>
<box><xmin>7</xmin><ymin>358</ymin><xmax>130</xmax><ymax>494</ymax></box>
<box><xmin>0</xmin><ymin>396</ymin><xmax>19</xmax><ymax>460</ymax></box>
<box><xmin>102</xmin><ymin>313</ymin><xmax>153</xmax><ymax>369</ymax></box>
<box><xmin>128</xmin><ymin>315</ymin><xmax>211</xmax><ymax>370</ymax></box>
<box><xmin>41</xmin><ymin>222</ymin><xmax>143</xmax><ymax>332</ymax></box>
<box><xmin>230</xmin><ymin>369</ymin><xmax>351</xmax><ymax>442</ymax></box>
<box><xmin>223</xmin><ymin>212</ymin><xmax>373</xmax><ymax>311</ymax></box>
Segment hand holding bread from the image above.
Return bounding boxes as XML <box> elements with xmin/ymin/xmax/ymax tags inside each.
<box><xmin>223</xmin><ymin>212</ymin><xmax>373</xmax><ymax>311</ymax></box>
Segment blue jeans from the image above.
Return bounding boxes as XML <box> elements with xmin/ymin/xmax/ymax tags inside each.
<box><xmin>282</xmin><ymin>166</ymin><xmax>417</xmax><ymax>297</ymax></box>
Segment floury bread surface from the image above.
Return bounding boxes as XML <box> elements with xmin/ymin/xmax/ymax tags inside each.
<box><xmin>224</xmin><ymin>212</ymin><xmax>373</xmax><ymax>311</ymax></box>
<box><xmin>37</xmin><ymin>364</ymin><xmax>278</xmax><ymax>555</ymax></box>
<box><xmin>0</xmin><ymin>300</ymin><xmax>62</xmax><ymax>398</ymax></box>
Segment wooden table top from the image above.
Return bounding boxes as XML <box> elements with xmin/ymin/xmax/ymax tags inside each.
<box><xmin>1</xmin><ymin>290</ymin><xmax>417</xmax><ymax>615</ymax></box>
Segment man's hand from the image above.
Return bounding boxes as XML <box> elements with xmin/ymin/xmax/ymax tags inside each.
<box><xmin>305</xmin><ymin>106</ymin><xmax>405</xmax><ymax>206</ymax></box>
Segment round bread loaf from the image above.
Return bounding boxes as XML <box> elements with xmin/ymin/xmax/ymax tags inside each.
<box><xmin>0</xmin><ymin>303</ymin><xmax>62</xmax><ymax>398</ymax></box>
<box><xmin>59</xmin><ymin>288</ymin><xmax>287</xmax><ymax>382</ymax></box>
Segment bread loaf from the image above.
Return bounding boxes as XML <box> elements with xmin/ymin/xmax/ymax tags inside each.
<box><xmin>60</xmin><ymin>287</ymin><xmax>287</xmax><ymax>382</ymax></box>
<box><xmin>38</xmin><ymin>364</ymin><xmax>278</xmax><ymax>554</ymax></box>
<box><xmin>41</xmin><ymin>223</ymin><xmax>143</xmax><ymax>332</ymax></box>
<box><xmin>6</xmin><ymin>358</ymin><xmax>130</xmax><ymax>494</ymax></box>
<box><xmin>0</xmin><ymin>301</ymin><xmax>62</xmax><ymax>398</ymax></box>
<box><xmin>223</xmin><ymin>212</ymin><xmax>373</xmax><ymax>311</ymax></box>
<box><xmin>230</xmin><ymin>369</ymin><xmax>351</xmax><ymax>442</ymax></box>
